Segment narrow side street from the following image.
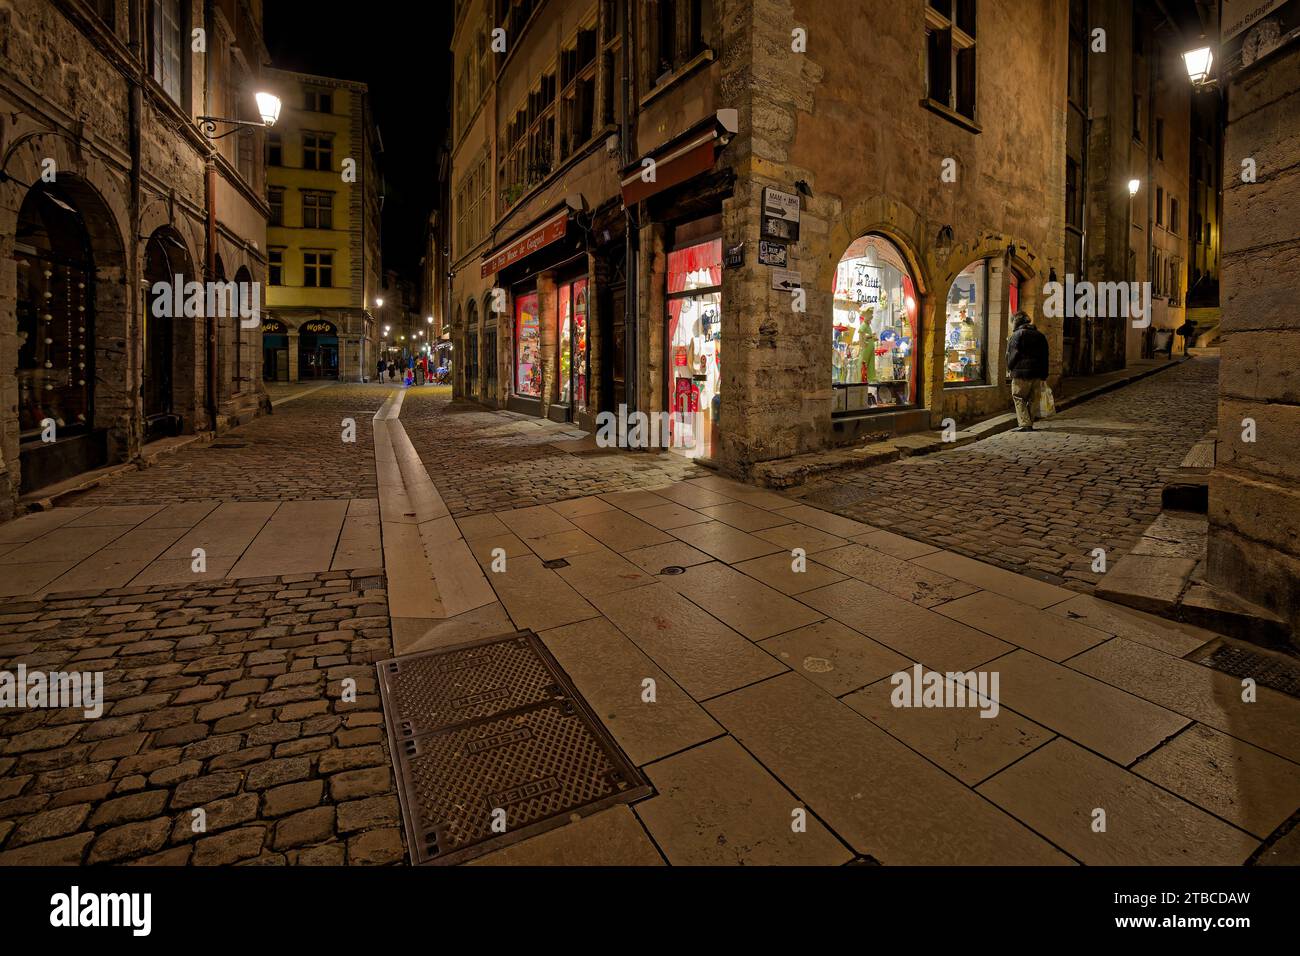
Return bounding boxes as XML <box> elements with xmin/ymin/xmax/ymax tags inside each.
<box><xmin>1</xmin><ymin>378</ymin><xmax>1298</xmax><ymax>867</ymax></box>
<box><xmin>791</xmin><ymin>357</ymin><xmax>1220</xmax><ymax>588</ymax></box>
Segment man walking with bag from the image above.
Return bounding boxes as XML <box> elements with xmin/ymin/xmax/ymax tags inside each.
<box><xmin>1005</xmin><ymin>311</ymin><xmax>1050</xmax><ymax>432</ymax></box>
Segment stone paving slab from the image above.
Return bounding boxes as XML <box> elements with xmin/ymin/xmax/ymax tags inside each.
<box><xmin>539</xmin><ymin>617</ymin><xmax>722</xmax><ymax>766</ymax></box>
<box><xmin>635</xmin><ymin>737</ymin><xmax>853</xmax><ymax>866</ymax></box>
<box><xmin>991</xmin><ymin>649</ymin><xmax>1191</xmax><ymax>764</ymax></box>
<box><xmin>657</xmin><ymin>561</ymin><xmax>824</xmax><ymax>641</ymax></box>
<box><xmin>667</xmin><ymin>520</ymin><xmax>784</xmax><ymax>564</ymax></box>
<box><xmin>814</xmin><ymin>544</ymin><xmax>979</xmax><ymax>608</ymax></box>
<box><xmin>845</xmin><ymin>679</ymin><xmax>1057</xmax><ymax>786</ymax></box>
<box><xmin>935</xmin><ymin>591</ymin><xmax>1112</xmax><ymax>661</ymax></box>
<box><xmin>977</xmin><ymin>738</ymin><xmax>1259</xmax><ymax>865</ymax></box>
<box><xmin>912</xmin><ymin>551</ymin><xmax>1076</xmax><ymax>609</ymax></box>
<box><xmin>589</xmin><ymin>584</ymin><xmax>787</xmax><ymax>700</ymax></box>
<box><xmin>758</xmin><ymin>620</ymin><xmax>911</xmax><ymax>697</ymax></box>
<box><xmin>705</xmin><ymin>673</ymin><xmax>1073</xmax><ymax>865</ymax></box>
<box><xmin>1069</xmin><ymin>637</ymin><xmax>1300</xmax><ymax>763</ymax></box>
<box><xmin>1132</xmin><ymin>723</ymin><xmax>1300</xmax><ymax>839</ymax></box>
<box><xmin>732</xmin><ymin>552</ymin><xmax>849</xmax><ymax>595</ymax></box>
<box><xmin>799</xmin><ymin>578</ymin><xmax>1013</xmax><ymax>673</ymax></box>
<box><xmin>1046</xmin><ymin>593</ymin><xmax>1213</xmax><ymax>657</ymax></box>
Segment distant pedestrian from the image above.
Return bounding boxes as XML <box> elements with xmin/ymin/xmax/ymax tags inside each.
<box><xmin>1176</xmin><ymin>318</ymin><xmax>1199</xmax><ymax>354</ymax></box>
<box><xmin>377</xmin><ymin>358</ymin><xmax>387</xmax><ymax>383</ymax></box>
<box><xmin>1005</xmin><ymin>311</ymin><xmax>1049</xmax><ymax>432</ymax></box>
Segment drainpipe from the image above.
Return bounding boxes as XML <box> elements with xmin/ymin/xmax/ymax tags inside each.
<box><xmin>622</xmin><ymin>0</ymin><xmax>638</xmax><ymax>415</ymax></box>
<box><xmin>129</xmin><ymin>0</ymin><xmax>143</xmax><ymax>444</ymax></box>
<box><xmin>203</xmin><ymin>0</ymin><xmax>218</xmax><ymax>429</ymax></box>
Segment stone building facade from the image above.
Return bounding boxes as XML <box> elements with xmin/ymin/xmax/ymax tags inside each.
<box><xmin>1</xmin><ymin>0</ymin><xmax>271</xmax><ymax>518</ymax></box>
<box><xmin>1208</xmin><ymin>5</ymin><xmax>1300</xmax><ymax>639</ymax></box>
<box><xmin>443</xmin><ymin>0</ymin><xmax>1083</xmax><ymax>477</ymax></box>
<box><xmin>262</xmin><ymin>68</ymin><xmax>382</xmax><ymax>384</ymax></box>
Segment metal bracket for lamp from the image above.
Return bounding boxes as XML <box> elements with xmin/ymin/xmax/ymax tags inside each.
<box><xmin>196</xmin><ymin>116</ymin><xmax>267</xmax><ymax>140</ymax></box>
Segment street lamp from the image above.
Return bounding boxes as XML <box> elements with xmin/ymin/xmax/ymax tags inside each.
<box><xmin>1127</xmin><ymin>178</ymin><xmax>1141</xmax><ymax>196</ymax></box>
<box><xmin>197</xmin><ymin>91</ymin><xmax>282</xmax><ymax>139</ymax></box>
<box><xmin>1183</xmin><ymin>46</ymin><xmax>1214</xmax><ymax>86</ymax></box>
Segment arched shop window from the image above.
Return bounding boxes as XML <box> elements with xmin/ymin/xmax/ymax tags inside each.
<box><xmin>831</xmin><ymin>234</ymin><xmax>918</xmax><ymax>413</ymax></box>
<box><xmin>15</xmin><ymin>184</ymin><xmax>94</xmax><ymax>439</ymax></box>
<box><xmin>944</xmin><ymin>259</ymin><xmax>990</xmax><ymax>386</ymax></box>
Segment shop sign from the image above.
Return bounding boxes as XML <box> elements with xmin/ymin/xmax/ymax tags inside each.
<box><xmin>481</xmin><ymin>210</ymin><xmax>569</xmax><ymax>278</ymax></box>
<box><xmin>758</xmin><ymin>240</ymin><xmax>788</xmax><ymax>268</ymax></box>
<box><xmin>771</xmin><ymin>269</ymin><xmax>802</xmax><ymax>292</ymax></box>
<box><xmin>761</xmin><ymin>187</ymin><xmax>801</xmax><ymax>242</ymax></box>
<box><xmin>1222</xmin><ymin>0</ymin><xmax>1300</xmax><ymax>72</ymax></box>
<box><xmin>302</xmin><ymin>320</ymin><xmax>337</xmax><ymax>334</ymax></box>
<box><xmin>724</xmin><ymin>241</ymin><xmax>745</xmax><ymax>269</ymax></box>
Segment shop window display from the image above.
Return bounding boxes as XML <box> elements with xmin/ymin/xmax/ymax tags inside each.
<box><xmin>556</xmin><ymin>278</ymin><xmax>589</xmax><ymax>412</ymax></box>
<box><xmin>831</xmin><ymin>235</ymin><xmax>918</xmax><ymax>413</ymax></box>
<box><xmin>667</xmin><ymin>238</ymin><xmax>722</xmax><ymax>459</ymax></box>
<box><xmin>944</xmin><ymin>259</ymin><xmax>989</xmax><ymax>385</ymax></box>
<box><xmin>514</xmin><ymin>291</ymin><xmax>541</xmax><ymax>397</ymax></box>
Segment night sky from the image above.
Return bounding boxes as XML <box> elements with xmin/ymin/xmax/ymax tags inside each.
<box><xmin>264</xmin><ymin>4</ymin><xmax>452</xmax><ymax>279</ymax></box>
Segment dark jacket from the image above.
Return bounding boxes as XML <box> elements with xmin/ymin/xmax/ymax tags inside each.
<box><xmin>1006</xmin><ymin>323</ymin><xmax>1049</xmax><ymax>380</ymax></box>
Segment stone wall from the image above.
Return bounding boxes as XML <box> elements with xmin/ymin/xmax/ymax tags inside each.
<box><xmin>1207</xmin><ymin>41</ymin><xmax>1300</xmax><ymax>639</ymax></box>
<box><xmin>713</xmin><ymin>0</ymin><xmax>1068</xmax><ymax>475</ymax></box>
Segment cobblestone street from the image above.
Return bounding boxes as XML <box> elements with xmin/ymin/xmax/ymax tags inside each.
<box><xmin>401</xmin><ymin>388</ymin><xmax>708</xmax><ymax>516</ymax></box>
<box><xmin>1</xmin><ymin>385</ymin><xmax>403</xmax><ymax>865</ymax></box>
<box><xmin>791</xmin><ymin>358</ymin><xmax>1220</xmax><ymax>589</ymax></box>
<box><xmin>69</xmin><ymin>385</ymin><xmax>385</xmax><ymax>506</ymax></box>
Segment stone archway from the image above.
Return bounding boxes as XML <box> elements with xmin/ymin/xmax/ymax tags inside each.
<box><xmin>142</xmin><ymin>226</ymin><xmax>197</xmax><ymax>438</ymax></box>
<box><xmin>2</xmin><ymin>167</ymin><xmax>130</xmax><ymax>499</ymax></box>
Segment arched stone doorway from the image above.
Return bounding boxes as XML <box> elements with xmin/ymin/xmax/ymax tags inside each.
<box><xmin>298</xmin><ymin>319</ymin><xmax>339</xmax><ymax>379</ymax></box>
<box><xmin>233</xmin><ymin>265</ymin><xmax>254</xmax><ymax>396</ymax></box>
<box><xmin>142</xmin><ymin>227</ymin><xmax>195</xmax><ymax>438</ymax></box>
<box><xmin>12</xmin><ymin>179</ymin><xmax>126</xmax><ymax>491</ymax></box>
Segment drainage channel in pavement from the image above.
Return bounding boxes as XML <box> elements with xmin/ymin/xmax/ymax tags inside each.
<box><xmin>1195</xmin><ymin>641</ymin><xmax>1300</xmax><ymax>699</ymax></box>
<box><xmin>377</xmin><ymin>630</ymin><xmax>652</xmax><ymax>865</ymax></box>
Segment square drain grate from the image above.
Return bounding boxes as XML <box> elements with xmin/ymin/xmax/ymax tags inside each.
<box><xmin>1197</xmin><ymin>644</ymin><xmax>1300</xmax><ymax>699</ymax></box>
<box><xmin>376</xmin><ymin>630</ymin><xmax>651</xmax><ymax>865</ymax></box>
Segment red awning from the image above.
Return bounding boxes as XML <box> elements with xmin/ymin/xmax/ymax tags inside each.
<box><xmin>621</xmin><ymin>109</ymin><xmax>738</xmax><ymax>207</ymax></box>
<box><xmin>480</xmin><ymin>209</ymin><xmax>570</xmax><ymax>279</ymax></box>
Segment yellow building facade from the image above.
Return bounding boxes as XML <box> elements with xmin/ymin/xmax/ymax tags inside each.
<box><xmin>263</xmin><ymin>68</ymin><xmax>382</xmax><ymax>382</ymax></box>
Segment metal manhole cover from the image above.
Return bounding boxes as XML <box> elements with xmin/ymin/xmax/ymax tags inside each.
<box><xmin>377</xmin><ymin>630</ymin><xmax>652</xmax><ymax>865</ymax></box>
<box><xmin>1197</xmin><ymin>645</ymin><xmax>1300</xmax><ymax>699</ymax></box>
<box><xmin>350</xmin><ymin>575</ymin><xmax>384</xmax><ymax>591</ymax></box>
<box><xmin>541</xmin><ymin>558</ymin><xmax>569</xmax><ymax>569</ymax></box>
<box><xmin>659</xmin><ymin>566</ymin><xmax>686</xmax><ymax>576</ymax></box>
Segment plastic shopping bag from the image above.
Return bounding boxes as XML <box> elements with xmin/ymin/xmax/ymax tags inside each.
<box><xmin>1035</xmin><ymin>383</ymin><xmax>1056</xmax><ymax>419</ymax></box>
